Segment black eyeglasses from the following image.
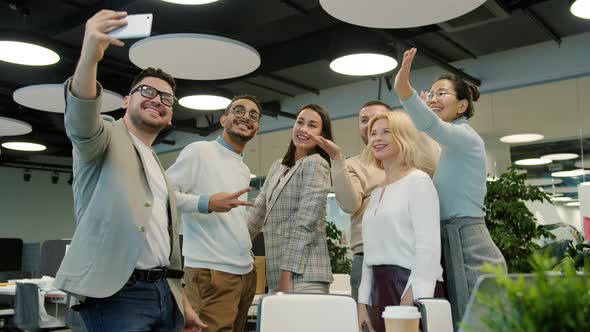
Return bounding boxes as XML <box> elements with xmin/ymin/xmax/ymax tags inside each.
<box><xmin>231</xmin><ymin>105</ymin><xmax>261</xmax><ymax>122</ymax></box>
<box><xmin>130</xmin><ymin>84</ymin><xmax>176</xmax><ymax>107</ymax></box>
<box><xmin>425</xmin><ymin>90</ymin><xmax>457</xmax><ymax>101</ymax></box>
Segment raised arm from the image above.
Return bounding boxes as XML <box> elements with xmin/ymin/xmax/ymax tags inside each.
<box><xmin>308</xmin><ymin>133</ymin><xmax>364</xmax><ymax>215</ymax></box>
<box><xmin>71</xmin><ymin>10</ymin><xmax>126</xmax><ymax>100</ymax></box>
<box><xmin>64</xmin><ymin>10</ymin><xmax>127</xmax><ymax>162</ymax></box>
<box><xmin>394</xmin><ymin>48</ymin><xmax>480</xmax><ymax>149</ymax></box>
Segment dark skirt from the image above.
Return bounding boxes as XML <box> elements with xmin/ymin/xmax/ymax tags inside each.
<box><xmin>371</xmin><ymin>265</ymin><xmax>446</xmax><ymax>332</ymax></box>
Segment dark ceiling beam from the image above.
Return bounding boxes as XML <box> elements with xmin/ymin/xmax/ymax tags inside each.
<box><xmin>522</xmin><ymin>7</ymin><xmax>561</xmax><ymax>46</ymax></box>
<box><xmin>280</xmin><ymin>0</ymin><xmax>309</xmax><ymax>14</ymax></box>
<box><xmin>435</xmin><ymin>31</ymin><xmax>478</xmax><ymax>59</ymax></box>
<box><xmin>261</xmin><ymin>101</ymin><xmax>297</xmax><ymax>119</ymax></box>
<box><xmin>242</xmin><ymin>80</ymin><xmax>296</xmax><ymax>98</ymax></box>
<box><xmin>263</xmin><ymin>74</ymin><xmax>320</xmax><ymax>95</ymax></box>
<box><xmin>172</xmin><ymin>122</ymin><xmax>223</xmax><ymax>136</ymax></box>
<box><xmin>0</xmin><ymin>163</ymin><xmax>72</xmax><ymax>172</ymax></box>
<box><xmin>40</xmin><ymin>0</ymin><xmax>139</xmax><ymax>36</ymax></box>
<box><xmin>504</xmin><ymin>0</ymin><xmax>554</xmax><ymax>11</ymax></box>
<box><xmin>369</xmin><ymin>29</ymin><xmax>482</xmax><ymax>86</ymax></box>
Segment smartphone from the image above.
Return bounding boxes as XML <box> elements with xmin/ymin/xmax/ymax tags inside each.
<box><xmin>108</xmin><ymin>13</ymin><xmax>152</xmax><ymax>39</ymax></box>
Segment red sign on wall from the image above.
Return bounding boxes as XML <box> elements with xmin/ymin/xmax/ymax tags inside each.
<box><xmin>584</xmin><ymin>216</ymin><xmax>590</xmax><ymax>240</ymax></box>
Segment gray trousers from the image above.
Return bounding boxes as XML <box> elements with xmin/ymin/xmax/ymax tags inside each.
<box><xmin>441</xmin><ymin>216</ymin><xmax>507</xmax><ymax>330</ymax></box>
<box><xmin>350</xmin><ymin>253</ymin><xmax>364</xmax><ymax>302</ymax></box>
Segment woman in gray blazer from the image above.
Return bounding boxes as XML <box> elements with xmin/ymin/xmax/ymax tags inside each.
<box><xmin>248</xmin><ymin>104</ymin><xmax>334</xmax><ymax>293</ymax></box>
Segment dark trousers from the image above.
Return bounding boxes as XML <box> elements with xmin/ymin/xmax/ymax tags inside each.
<box><xmin>77</xmin><ymin>277</ymin><xmax>179</xmax><ymax>332</ymax></box>
<box><xmin>371</xmin><ymin>265</ymin><xmax>446</xmax><ymax>332</ymax></box>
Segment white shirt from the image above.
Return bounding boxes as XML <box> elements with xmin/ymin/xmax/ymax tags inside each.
<box><xmin>166</xmin><ymin>139</ymin><xmax>253</xmax><ymax>275</ymax></box>
<box><xmin>129</xmin><ymin>132</ymin><xmax>171</xmax><ymax>269</ymax></box>
<box><xmin>358</xmin><ymin>169</ymin><xmax>443</xmax><ymax>304</ymax></box>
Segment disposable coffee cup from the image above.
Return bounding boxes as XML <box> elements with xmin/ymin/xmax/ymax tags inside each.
<box><xmin>382</xmin><ymin>305</ymin><xmax>421</xmax><ymax>332</ymax></box>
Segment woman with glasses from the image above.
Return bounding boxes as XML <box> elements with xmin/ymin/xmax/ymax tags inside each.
<box><xmin>247</xmin><ymin>104</ymin><xmax>334</xmax><ymax>293</ymax></box>
<box><xmin>393</xmin><ymin>48</ymin><xmax>507</xmax><ymax>326</ymax></box>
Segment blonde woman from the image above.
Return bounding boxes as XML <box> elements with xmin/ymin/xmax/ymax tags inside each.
<box><xmin>357</xmin><ymin>112</ymin><xmax>444</xmax><ymax>332</ymax></box>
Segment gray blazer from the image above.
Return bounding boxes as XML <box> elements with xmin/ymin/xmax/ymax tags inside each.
<box><xmin>53</xmin><ymin>79</ymin><xmax>183</xmax><ymax>313</ymax></box>
<box><xmin>248</xmin><ymin>153</ymin><xmax>333</xmax><ymax>290</ymax></box>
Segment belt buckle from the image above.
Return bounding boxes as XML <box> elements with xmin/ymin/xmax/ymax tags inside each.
<box><xmin>146</xmin><ymin>268</ymin><xmax>165</xmax><ymax>282</ymax></box>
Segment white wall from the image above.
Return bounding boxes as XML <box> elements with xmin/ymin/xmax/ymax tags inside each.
<box><xmin>0</xmin><ymin>167</ymin><xmax>75</xmax><ymax>243</ymax></box>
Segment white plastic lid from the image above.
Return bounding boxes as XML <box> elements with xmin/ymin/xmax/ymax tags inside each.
<box><xmin>382</xmin><ymin>306</ymin><xmax>421</xmax><ymax>320</ymax></box>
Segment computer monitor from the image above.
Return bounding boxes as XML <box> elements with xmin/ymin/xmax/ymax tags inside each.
<box><xmin>0</xmin><ymin>238</ymin><xmax>23</xmax><ymax>272</ymax></box>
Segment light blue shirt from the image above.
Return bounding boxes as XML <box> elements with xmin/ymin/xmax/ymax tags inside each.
<box><xmin>196</xmin><ymin>136</ymin><xmax>241</xmax><ymax>213</ymax></box>
<box><xmin>401</xmin><ymin>90</ymin><xmax>486</xmax><ymax>220</ymax></box>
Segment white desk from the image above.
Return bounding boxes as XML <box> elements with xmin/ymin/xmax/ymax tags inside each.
<box><xmin>0</xmin><ymin>279</ymin><xmax>67</xmax><ymax>329</ymax></box>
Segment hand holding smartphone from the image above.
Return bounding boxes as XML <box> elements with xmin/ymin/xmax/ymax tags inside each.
<box><xmin>108</xmin><ymin>13</ymin><xmax>152</xmax><ymax>39</ymax></box>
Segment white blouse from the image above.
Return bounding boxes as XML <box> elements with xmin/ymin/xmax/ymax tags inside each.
<box><xmin>358</xmin><ymin>169</ymin><xmax>443</xmax><ymax>304</ymax></box>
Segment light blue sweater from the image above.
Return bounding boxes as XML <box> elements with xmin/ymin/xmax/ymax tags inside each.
<box><xmin>401</xmin><ymin>90</ymin><xmax>486</xmax><ymax>220</ymax></box>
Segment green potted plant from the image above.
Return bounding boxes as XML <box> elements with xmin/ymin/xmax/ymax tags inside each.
<box><xmin>485</xmin><ymin>166</ymin><xmax>554</xmax><ymax>272</ymax></box>
<box><xmin>325</xmin><ymin>220</ymin><xmax>352</xmax><ymax>274</ymax></box>
<box><xmin>465</xmin><ymin>254</ymin><xmax>590</xmax><ymax>332</ymax></box>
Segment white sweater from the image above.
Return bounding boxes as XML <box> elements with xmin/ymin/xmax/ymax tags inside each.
<box><xmin>358</xmin><ymin>169</ymin><xmax>443</xmax><ymax>304</ymax></box>
<box><xmin>166</xmin><ymin>139</ymin><xmax>253</xmax><ymax>274</ymax></box>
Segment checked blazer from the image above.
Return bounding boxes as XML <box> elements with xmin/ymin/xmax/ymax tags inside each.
<box><xmin>248</xmin><ymin>153</ymin><xmax>333</xmax><ymax>290</ymax></box>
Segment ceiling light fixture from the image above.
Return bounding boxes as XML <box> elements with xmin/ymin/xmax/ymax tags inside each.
<box><xmin>51</xmin><ymin>171</ymin><xmax>59</xmax><ymax>184</ymax></box>
<box><xmin>514</xmin><ymin>158</ymin><xmax>552</xmax><ymax>166</ymax></box>
<box><xmin>179</xmin><ymin>95</ymin><xmax>231</xmax><ymax>110</ymax></box>
<box><xmin>499</xmin><ymin>133</ymin><xmax>544</xmax><ymax>144</ymax></box>
<box><xmin>330</xmin><ymin>53</ymin><xmax>397</xmax><ymax>76</ymax></box>
<box><xmin>540</xmin><ymin>153</ymin><xmax>579</xmax><ymax>161</ymax></box>
<box><xmin>250</xmin><ymin>174</ymin><xmax>256</xmax><ymax>179</ymax></box>
<box><xmin>551</xmin><ymin>196</ymin><xmax>573</xmax><ymax>202</ymax></box>
<box><xmin>571</xmin><ymin>0</ymin><xmax>590</xmax><ymax>19</ymax></box>
<box><xmin>161</xmin><ymin>0</ymin><xmax>219</xmax><ymax>4</ymax></box>
<box><xmin>23</xmin><ymin>169</ymin><xmax>31</xmax><ymax>182</ymax></box>
<box><xmin>565</xmin><ymin>201</ymin><xmax>580</xmax><ymax>207</ymax></box>
<box><xmin>551</xmin><ymin>169</ymin><xmax>590</xmax><ymax>178</ymax></box>
<box><xmin>526</xmin><ymin>178</ymin><xmax>562</xmax><ymax>186</ymax></box>
<box><xmin>327</xmin><ymin>192</ymin><xmax>336</xmax><ymax>198</ymax></box>
<box><xmin>1</xmin><ymin>142</ymin><xmax>46</xmax><ymax>151</ymax></box>
<box><xmin>0</xmin><ymin>41</ymin><xmax>59</xmax><ymax>66</ymax></box>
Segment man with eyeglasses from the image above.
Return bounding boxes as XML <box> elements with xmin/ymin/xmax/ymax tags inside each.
<box><xmin>54</xmin><ymin>10</ymin><xmax>206</xmax><ymax>331</ymax></box>
<box><xmin>166</xmin><ymin>96</ymin><xmax>262</xmax><ymax>332</ymax></box>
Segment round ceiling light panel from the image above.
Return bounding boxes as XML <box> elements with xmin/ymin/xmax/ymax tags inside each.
<box><xmin>320</xmin><ymin>0</ymin><xmax>487</xmax><ymax>28</ymax></box>
<box><xmin>0</xmin><ymin>117</ymin><xmax>32</xmax><ymax>136</ymax></box>
<box><xmin>571</xmin><ymin>0</ymin><xmax>590</xmax><ymax>19</ymax></box>
<box><xmin>179</xmin><ymin>95</ymin><xmax>231</xmax><ymax>110</ymax></box>
<box><xmin>541</xmin><ymin>153</ymin><xmax>579</xmax><ymax>161</ymax></box>
<box><xmin>514</xmin><ymin>158</ymin><xmax>552</xmax><ymax>166</ymax></box>
<box><xmin>2</xmin><ymin>142</ymin><xmax>46</xmax><ymax>151</ymax></box>
<box><xmin>161</xmin><ymin>0</ymin><xmax>219</xmax><ymax>4</ymax></box>
<box><xmin>499</xmin><ymin>133</ymin><xmax>544</xmax><ymax>144</ymax></box>
<box><xmin>525</xmin><ymin>178</ymin><xmax>562</xmax><ymax>186</ymax></box>
<box><xmin>0</xmin><ymin>41</ymin><xmax>59</xmax><ymax>66</ymax></box>
<box><xmin>551</xmin><ymin>169</ymin><xmax>590</xmax><ymax>178</ymax></box>
<box><xmin>130</xmin><ymin>34</ymin><xmax>260</xmax><ymax>80</ymax></box>
<box><xmin>13</xmin><ymin>84</ymin><xmax>123</xmax><ymax>113</ymax></box>
<box><xmin>330</xmin><ymin>53</ymin><xmax>398</xmax><ymax>76</ymax></box>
